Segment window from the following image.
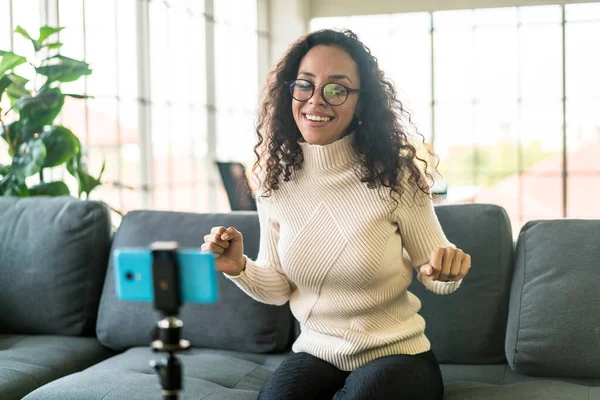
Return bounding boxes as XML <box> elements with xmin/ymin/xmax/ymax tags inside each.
<box><xmin>149</xmin><ymin>1</ymin><xmax>210</xmax><ymax>212</ymax></box>
<box><xmin>434</xmin><ymin>6</ymin><xmax>564</xmax><ymax>229</ymax></box>
<box><xmin>214</xmin><ymin>0</ymin><xmax>259</xmax><ymax>164</ymax></box>
<box><xmin>311</xmin><ymin>3</ymin><xmax>600</xmax><ymax>232</ymax></box>
<box><xmin>311</xmin><ymin>14</ymin><xmax>432</xmax><ymax>141</ymax></box>
<box><xmin>0</xmin><ymin>0</ymin><xmax>12</xmax><ymax>166</ymax></box>
<box><xmin>1</xmin><ymin>0</ymin><xmax>266</xmax><ymax>215</ymax></box>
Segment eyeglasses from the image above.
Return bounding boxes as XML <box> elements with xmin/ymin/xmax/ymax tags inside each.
<box><xmin>284</xmin><ymin>79</ymin><xmax>361</xmax><ymax>106</ymax></box>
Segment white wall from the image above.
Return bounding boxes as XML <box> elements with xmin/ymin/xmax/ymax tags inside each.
<box><xmin>268</xmin><ymin>0</ymin><xmax>311</xmax><ymax>69</ymax></box>
<box><xmin>256</xmin><ymin>0</ymin><xmax>311</xmax><ymax>97</ymax></box>
<box><xmin>311</xmin><ymin>0</ymin><xmax>600</xmax><ymax>17</ymax></box>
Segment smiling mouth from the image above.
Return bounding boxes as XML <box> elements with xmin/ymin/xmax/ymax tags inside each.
<box><xmin>304</xmin><ymin>114</ymin><xmax>334</xmax><ymax>123</ymax></box>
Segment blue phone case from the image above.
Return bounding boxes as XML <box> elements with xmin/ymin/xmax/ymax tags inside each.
<box><xmin>113</xmin><ymin>248</ymin><xmax>219</xmax><ymax>304</ymax></box>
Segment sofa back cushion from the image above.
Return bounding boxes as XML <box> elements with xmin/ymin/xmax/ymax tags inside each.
<box><xmin>407</xmin><ymin>203</ymin><xmax>515</xmax><ymax>364</ymax></box>
<box><xmin>96</xmin><ymin>210</ymin><xmax>294</xmax><ymax>353</ymax></box>
<box><xmin>505</xmin><ymin>219</ymin><xmax>600</xmax><ymax>377</ymax></box>
<box><xmin>0</xmin><ymin>197</ymin><xmax>112</xmax><ymax>336</ymax></box>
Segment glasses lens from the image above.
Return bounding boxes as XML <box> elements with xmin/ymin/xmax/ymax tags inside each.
<box><xmin>290</xmin><ymin>80</ymin><xmax>314</xmax><ymax>101</ymax></box>
<box><xmin>323</xmin><ymin>83</ymin><xmax>348</xmax><ymax>105</ymax></box>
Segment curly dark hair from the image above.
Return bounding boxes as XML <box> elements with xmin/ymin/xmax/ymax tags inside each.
<box><xmin>252</xmin><ymin>28</ymin><xmax>438</xmax><ymax>208</ymax></box>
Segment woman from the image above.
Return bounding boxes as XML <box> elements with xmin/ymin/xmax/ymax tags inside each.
<box><xmin>202</xmin><ymin>29</ymin><xmax>471</xmax><ymax>400</ymax></box>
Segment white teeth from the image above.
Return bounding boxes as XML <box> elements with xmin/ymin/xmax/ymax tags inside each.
<box><xmin>305</xmin><ymin>114</ymin><xmax>332</xmax><ymax>122</ymax></box>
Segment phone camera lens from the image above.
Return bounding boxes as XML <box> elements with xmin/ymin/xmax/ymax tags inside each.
<box><xmin>125</xmin><ymin>271</ymin><xmax>134</xmax><ymax>281</ymax></box>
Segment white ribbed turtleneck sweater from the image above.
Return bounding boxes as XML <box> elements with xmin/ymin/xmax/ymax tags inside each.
<box><xmin>226</xmin><ymin>133</ymin><xmax>462</xmax><ymax>371</ymax></box>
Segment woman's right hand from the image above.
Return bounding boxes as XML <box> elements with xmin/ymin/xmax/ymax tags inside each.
<box><xmin>201</xmin><ymin>226</ymin><xmax>246</xmax><ymax>276</ymax></box>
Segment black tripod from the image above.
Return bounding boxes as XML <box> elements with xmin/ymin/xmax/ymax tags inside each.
<box><xmin>149</xmin><ymin>242</ymin><xmax>190</xmax><ymax>400</ymax></box>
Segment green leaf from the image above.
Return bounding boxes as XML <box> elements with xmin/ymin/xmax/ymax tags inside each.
<box><xmin>0</xmin><ymin>122</ymin><xmax>7</xmax><ymax>142</ymax></box>
<box><xmin>42</xmin><ymin>42</ymin><xmax>64</xmax><ymax>50</ymax></box>
<box><xmin>0</xmin><ymin>121</ymin><xmax>21</xmax><ymax>152</ymax></box>
<box><xmin>66</xmin><ymin>149</ymin><xmax>81</xmax><ymax>177</ymax></box>
<box><xmin>0</xmin><ymin>164</ymin><xmax>10</xmax><ymax>176</ymax></box>
<box><xmin>0</xmin><ymin>168</ymin><xmax>11</xmax><ymax>186</ymax></box>
<box><xmin>110</xmin><ymin>180</ymin><xmax>135</xmax><ymax>191</ymax></box>
<box><xmin>67</xmin><ymin>149</ymin><xmax>104</xmax><ymax>198</ymax></box>
<box><xmin>108</xmin><ymin>205</ymin><xmax>123</xmax><ymax>217</ymax></box>
<box><xmin>0</xmin><ymin>51</ymin><xmax>27</xmax><ymax>76</ymax></box>
<box><xmin>12</xmin><ymin>139</ymin><xmax>46</xmax><ymax>181</ymax></box>
<box><xmin>41</xmin><ymin>125</ymin><xmax>79</xmax><ymax>167</ymax></box>
<box><xmin>15</xmin><ymin>26</ymin><xmax>32</xmax><ymax>40</ymax></box>
<box><xmin>6</xmin><ymin>73</ymin><xmax>30</xmax><ymax>104</ymax></box>
<box><xmin>1</xmin><ymin>178</ymin><xmax>29</xmax><ymax>197</ymax></box>
<box><xmin>14</xmin><ymin>26</ymin><xmax>36</xmax><ymax>49</ymax></box>
<box><xmin>38</xmin><ymin>26</ymin><xmax>64</xmax><ymax>45</ymax></box>
<box><xmin>98</xmin><ymin>158</ymin><xmax>106</xmax><ymax>180</ymax></box>
<box><xmin>29</xmin><ymin>181</ymin><xmax>70</xmax><ymax>196</ymax></box>
<box><xmin>36</xmin><ymin>55</ymin><xmax>92</xmax><ymax>84</ymax></box>
<box><xmin>0</xmin><ymin>73</ymin><xmax>30</xmax><ymax>104</ymax></box>
<box><xmin>13</xmin><ymin>86</ymin><xmax>64</xmax><ymax>133</ymax></box>
<box><xmin>66</xmin><ymin>149</ymin><xmax>84</xmax><ymax>196</ymax></box>
<box><xmin>0</xmin><ymin>167</ymin><xmax>17</xmax><ymax>196</ymax></box>
<box><xmin>15</xmin><ymin>26</ymin><xmax>64</xmax><ymax>52</ymax></box>
<box><xmin>11</xmin><ymin>86</ymin><xmax>61</xmax><ymax>111</ymax></box>
<box><xmin>15</xmin><ymin>25</ymin><xmax>42</xmax><ymax>52</ymax></box>
<box><xmin>79</xmin><ymin>169</ymin><xmax>103</xmax><ymax>196</ymax></box>
<box><xmin>64</xmin><ymin>93</ymin><xmax>90</xmax><ymax>99</ymax></box>
<box><xmin>0</xmin><ymin>75</ymin><xmax>12</xmax><ymax>100</ymax></box>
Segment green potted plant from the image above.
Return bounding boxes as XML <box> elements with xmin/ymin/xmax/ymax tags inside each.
<box><xmin>0</xmin><ymin>25</ymin><xmax>106</xmax><ymax>202</ymax></box>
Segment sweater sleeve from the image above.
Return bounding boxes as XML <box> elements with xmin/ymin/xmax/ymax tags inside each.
<box><xmin>396</xmin><ymin>176</ymin><xmax>462</xmax><ymax>295</ymax></box>
<box><xmin>223</xmin><ymin>195</ymin><xmax>294</xmax><ymax>306</ymax></box>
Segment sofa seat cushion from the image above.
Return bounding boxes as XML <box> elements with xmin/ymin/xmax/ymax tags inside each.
<box><xmin>24</xmin><ymin>355</ymin><xmax>600</xmax><ymax>400</ymax></box>
<box><xmin>23</xmin><ymin>347</ymin><xmax>289</xmax><ymax>400</ymax></box>
<box><xmin>442</xmin><ymin>364</ymin><xmax>600</xmax><ymax>400</ymax></box>
<box><xmin>0</xmin><ymin>334</ymin><xmax>116</xmax><ymax>400</ymax></box>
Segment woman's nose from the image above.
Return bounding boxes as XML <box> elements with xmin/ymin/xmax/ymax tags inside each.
<box><xmin>309</xmin><ymin>86</ymin><xmax>326</xmax><ymax>106</ymax></box>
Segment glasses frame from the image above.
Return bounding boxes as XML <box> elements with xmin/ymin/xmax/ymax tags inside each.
<box><xmin>284</xmin><ymin>79</ymin><xmax>361</xmax><ymax>106</ymax></box>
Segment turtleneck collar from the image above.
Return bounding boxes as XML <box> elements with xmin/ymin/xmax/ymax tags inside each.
<box><xmin>298</xmin><ymin>133</ymin><xmax>360</xmax><ymax>170</ymax></box>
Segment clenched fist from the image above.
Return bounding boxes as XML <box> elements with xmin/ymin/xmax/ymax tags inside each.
<box><xmin>201</xmin><ymin>226</ymin><xmax>246</xmax><ymax>276</ymax></box>
<box><xmin>419</xmin><ymin>247</ymin><xmax>471</xmax><ymax>282</ymax></box>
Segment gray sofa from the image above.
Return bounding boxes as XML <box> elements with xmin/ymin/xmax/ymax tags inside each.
<box><xmin>0</xmin><ymin>196</ymin><xmax>598</xmax><ymax>399</ymax></box>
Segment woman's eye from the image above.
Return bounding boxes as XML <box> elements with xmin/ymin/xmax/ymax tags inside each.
<box><xmin>296</xmin><ymin>82</ymin><xmax>312</xmax><ymax>90</ymax></box>
<box><xmin>325</xmin><ymin>84</ymin><xmax>347</xmax><ymax>96</ymax></box>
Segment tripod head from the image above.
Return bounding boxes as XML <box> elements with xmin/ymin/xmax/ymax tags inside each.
<box><xmin>149</xmin><ymin>242</ymin><xmax>190</xmax><ymax>400</ymax></box>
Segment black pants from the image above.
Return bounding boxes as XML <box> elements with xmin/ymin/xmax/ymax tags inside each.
<box><xmin>258</xmin><ymin>350</ymin><xmax>444</xmax><ymax>400</ymax></box>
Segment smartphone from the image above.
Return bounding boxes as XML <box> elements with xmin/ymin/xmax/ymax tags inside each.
<box><xmin>113</xmin><ymin>247</ymin><xmax>219</xmax><ymax>304</ymax></box>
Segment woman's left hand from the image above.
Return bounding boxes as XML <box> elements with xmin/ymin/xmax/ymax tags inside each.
<box><xmin>419</xmin><ymin>247</ymin><xmax>471</xmax><ymax>282</ymax></box>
